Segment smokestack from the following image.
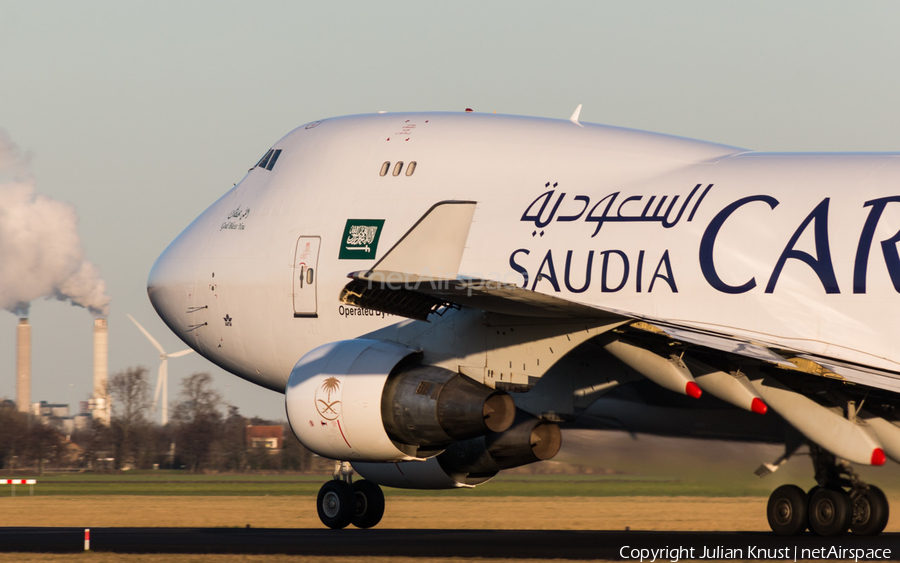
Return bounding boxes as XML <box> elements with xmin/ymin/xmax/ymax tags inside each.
<box><xmin>16</xmin><ymin>318</ymin><xmax>30</xmax><ymax>413</ymax></box>
<box><xmin>92</xmin><ymin>318</ymin><xmax>110</xmax><ymax>424</ymax></box>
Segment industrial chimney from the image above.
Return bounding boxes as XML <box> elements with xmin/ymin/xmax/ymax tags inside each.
<box><xmin>92</xmin><ymin>318</ymin><xmax>110</xmax><ymax>424</ymax></box>
<box><xmin>16</xmin><ymin>318</ymin><xmax>30</xmax><ymax>413</ymax></box>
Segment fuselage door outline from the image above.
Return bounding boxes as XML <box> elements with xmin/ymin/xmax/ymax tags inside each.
<box><xmin>293</xmin><ymin>236</ymin><xmax>321</xmax><ymax>318</ymax></box>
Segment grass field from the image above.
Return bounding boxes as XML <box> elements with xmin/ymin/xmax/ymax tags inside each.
<box><xmin>4</xmin><ymin>430</ymin><xmax>900</xmax><ymax>561</ymax></box>
<box><xmin>0</xmin><ymin>470</ymin><xmax>791</xmax><ymax>497</ymax></box>
<box><xmin>1</xmin><ymin>471</ymin><xmax>898</xmax><ymax>532</ymax></box>
<box><xmin>10</xmin><ymin>428</ymin><xmax>900</xmax><ymax>499</ymax></box>
<box><xmin>0</xmin><ymin>495</ymin><xmax>776</xmax><ymax>530</ymax></box>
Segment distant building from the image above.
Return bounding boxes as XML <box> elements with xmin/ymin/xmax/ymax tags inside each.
<box><xmin>58</xmin><ymin>417</ymin><xmax>75</xmax><ymax>436</ymax></box>
<box><xmin>29</xmin><ymin>401</ymin><xmax>76</xmax><ymax>434</ymax></box>
<box><xmin>73</xmin><ymin>413</ymin><xmax>92</xmax><ymax>431</ymax></box>
<box><xmin>32</xmin><ymin>401</ymin><xmax>69</xmax><ymax>418</ymax></box>
<box><xmin>245</xmin><ymin>425</ymin><xmax>283</xmax><ymax>450</ymax></box>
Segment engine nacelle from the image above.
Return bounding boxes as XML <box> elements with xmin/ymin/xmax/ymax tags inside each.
<box><xmin>285</xmin><ymin>339</ymin><xmax>514</xmax><ymax>462</ymax></box>
<box><xmin>353</xmin><ymin>412</ymin><xmax>562</xmax><ymax>489</ymax></box>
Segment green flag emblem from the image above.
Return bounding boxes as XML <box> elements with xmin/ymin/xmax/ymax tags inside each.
<box><xmin>338</xmin><ymin>219</ymin><xmax>385</xmax><ymax>260</ymax></box>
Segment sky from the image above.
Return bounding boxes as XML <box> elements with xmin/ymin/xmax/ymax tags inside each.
<box><xmin>2</xmin><ymin>0</ymin><xmax>900</xmax><ymax>421</ymax></box>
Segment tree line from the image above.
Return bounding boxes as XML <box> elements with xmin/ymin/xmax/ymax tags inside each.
<box><xmin>0</xmin><ymin>367</ymin><xmax>329</xmax><ymax>474</ymax></box>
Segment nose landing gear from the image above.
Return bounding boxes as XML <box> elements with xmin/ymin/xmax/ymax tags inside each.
<box><xmin>351</xmin><ymin>479</ymin><xmax>386</xmax><ymax>529</ymax></box>
<box><xmin>316</xmin><ymin>461</ymin><xmax>386</xmax><ymax>530</ymax></box>
<box><xmin>766</xmin><ymin>444</ymin><xmax>890</xmax><ymax>536</ymax></box>
<box><xmin>317</xmin><ymin>479</ymin><xmax>355</xmax><ymax>529</ymax></box>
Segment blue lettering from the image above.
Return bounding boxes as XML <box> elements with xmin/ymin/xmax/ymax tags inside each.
<box><xmin>636</xmin><ymin>250</ymin><xmax>645</xmax><ymax>293</ymax></box>
<box><xmin>854</xmin><ymin>196</ymin><xmax>900</xmax><ymax>293</ymax></box>
<box><xmin>557</xmin><ymin>195</ymin><xmax>591</xmax><ymax>222</ymax></box>
<box><xmin>700</xmin><ymin>195</ymin><xmax>779</xmax><ymax>294</ymax></box>
<box><xmin>600</xmin><ymin>250</ymin><xmax>629</xmax><ymax>292</ymax></box>
<box><xmin>564</xmin><ymin>250</ymin><xmax>593</xmax><ymax>293</ymax></box>
<box><xmin>521</xmin><ymin>187</ymin><xmax>563</xmax><ymax>228</ymax></box>
<box><xmin>509</xmin><ymin>248</ymin><xmax>530</xmax><ymax>288</ymax></box>
<box><xmin>648</xmin><ymin>250</ymin><xmax>677</xmax><ymax>293</ymax></box>
<box><xmin>532</xmin><ymin>250</ymin><xmax>561</xmax><ymax>292</ymax></box>
<box><xmin>585</xmin><ymin>192</ymin><xmax>620</xmax><ymax>237</ymax></box>
<box><xmin>765</xmin><ymin>198</ymin><xmax>840</xmax><ymax>294</ymax></box>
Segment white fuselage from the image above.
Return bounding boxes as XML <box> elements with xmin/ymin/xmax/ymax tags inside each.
<box><xmin>148</xmin><ymin>112</ymin><xmax>900</xmax><ymax>393</ymax></box>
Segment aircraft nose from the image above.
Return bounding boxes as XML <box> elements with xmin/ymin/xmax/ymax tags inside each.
<box><xmin>147</xmin><ymin>242</ymin><xmax>195</xmax><ymax>334</ymax></box>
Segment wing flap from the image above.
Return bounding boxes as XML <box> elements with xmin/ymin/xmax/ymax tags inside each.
<box><xmin>642</xmin><ymin>321</ymin><xmax>796</xmax><ymax>368</ymax></box>
<box><xmin>796</xmin><ymin>354</ymin><xmax>900</xmax><ymax>393</ymax></box>
<box><xmin>344</xmin><ymin>273</ymin><xmax>621</xmax><ymax>320</ymax></box>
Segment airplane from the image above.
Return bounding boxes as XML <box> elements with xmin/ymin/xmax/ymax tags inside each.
<box><xmin>147</xmin><ymin>109</ymin><xmax>900</xmax><ymax>537</ymax></box>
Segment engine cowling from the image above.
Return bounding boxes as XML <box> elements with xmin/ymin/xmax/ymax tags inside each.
<box><xmin>285</xmin><ymin>339</ymin><xmax>515</xmax><ymax>461</ymax></box>
<box><xmin>352</xmin><ymin>411</ymin><xmax>562</xmax><ymax>489</ymax></box>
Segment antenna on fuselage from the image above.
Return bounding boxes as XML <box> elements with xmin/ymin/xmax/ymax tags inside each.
<box><xmin>569</xmin><ymin>104</ymin><xmax>584</xmax><ymax>127</ymax></box>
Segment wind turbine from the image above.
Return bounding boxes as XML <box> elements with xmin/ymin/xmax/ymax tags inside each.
<box><xmin>128</xmin><ymin>314</ymin><xmax>193</xmax><ymax>425</ymax></box>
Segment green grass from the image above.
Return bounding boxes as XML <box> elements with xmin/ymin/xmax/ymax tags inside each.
<box><xmin>0</xmin><ymin>470</ymin><xmax>777</xmax><ymax>497</ymax></box>
<box><xmin>13</xmin><ymin>456</ymin><xmax>900</xmax><ymax>498</ymax></box>
<box><xmin>22</xmin><ymin>470</ymin><xmax>324</xmax><ymax>482</ymax></box>
<box><xmin>2</xmin><ymin>471</ymin><xmax>321</xmax><ymax>497</ymax></box>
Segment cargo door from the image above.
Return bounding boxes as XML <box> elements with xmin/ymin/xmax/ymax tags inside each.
<box><xmin>293</xmin><ymin>236</ymin><xmax>321</xmax><ymax>317</ymax></box>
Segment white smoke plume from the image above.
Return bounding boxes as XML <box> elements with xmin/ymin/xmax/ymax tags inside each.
<box><xmin>0</xmin><ymin>132</ymin><xmax>111</xmax><ymax>317</ymax></box>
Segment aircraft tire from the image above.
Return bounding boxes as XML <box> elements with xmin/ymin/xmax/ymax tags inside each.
<box><xmin>767</xmin><ymin>484</ymin><xmax>808</xmax><ymax>536</ymax></box>
<box><xmin>851</xmin><ymin>485</ymin><xmax>889</xmax><ymax>536</ymax></box>
<box><xmin>317</xmin><ymin>480</ymin><xmax>355</xmax><ymax>529</ymax></box>
<box><xmin>808</xmin><ymin>487</ymin><xmax>852</xmax><ymax>537</ymax></box>
<box><xmin>351</xmin><ymin>479</ymin><xmax>385</xmax><ymax>529</ymax></box>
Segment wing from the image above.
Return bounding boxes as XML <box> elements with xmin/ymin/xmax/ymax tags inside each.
<box><xmin>341</xmin><ymin>201</ymin><xmax>900</xmax><ymax>467</ymax></box>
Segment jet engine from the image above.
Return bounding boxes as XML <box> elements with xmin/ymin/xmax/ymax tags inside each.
<box><xmin>285</xmin><ymin>339</ymin><xmax>515</xmax><ymax>461</ymax></box>
<box><xmin>352</xmin><ymin>412</ymin><xmax>562</xmax><ymax>489</ymax></box>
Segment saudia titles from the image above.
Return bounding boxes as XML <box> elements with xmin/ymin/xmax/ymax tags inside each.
<box><xmin>510</xmin><ymin>183</ymin><xmax>900</xmax><ymax>295</ymax></box>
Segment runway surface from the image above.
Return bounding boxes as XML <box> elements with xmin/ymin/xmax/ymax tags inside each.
<box><xmin>2</xmin><ymin>528</ymin><xmax>900</xmax><ymax>559</ymax></box>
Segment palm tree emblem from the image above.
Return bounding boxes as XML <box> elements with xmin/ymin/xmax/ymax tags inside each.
<box><xmin>321</xmin><ymin>377</ymin><xmax>340</xmax><ymax>399</ymax></box>
<box><xmin>316</xmin><ymin>376</ymin><xmax>342</xmax><ymax>420</ymax></box>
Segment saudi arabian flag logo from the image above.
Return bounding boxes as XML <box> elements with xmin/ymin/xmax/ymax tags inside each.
<box><xmin>338</xmin><ymin>219</ymin><xmax>384</xmax><ymax>259</ymax></box>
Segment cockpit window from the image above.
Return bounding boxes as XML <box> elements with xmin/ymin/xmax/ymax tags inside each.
<box><xmin>266</xmin><ymin>149</ymin><xmax>282</xmax><ymax>171</ymax></box>
<box><xmin>257</xmin><ymin>149</ymin><xmax>274</xmax><ymax>169</ymax></box>
<box><xmin>253</xmin><ymin>148</ymin><xmax>282</xmax><ymax>171</ymax></box>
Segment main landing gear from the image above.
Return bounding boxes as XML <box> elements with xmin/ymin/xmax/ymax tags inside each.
<box><xmin>316</xmin><ymin>461</ymin><xmax>385</xmax><ymax>530</ymax></box>
<box><xmin>767</xmin><ymin>445</ymin><xmax>889</xmax><ymax>537</ymax></box>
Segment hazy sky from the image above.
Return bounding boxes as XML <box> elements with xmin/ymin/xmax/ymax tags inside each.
<box><xmin>2</xmin><ymin>1</ymin><xmax>900</xmax><ymax>420</ymax></box>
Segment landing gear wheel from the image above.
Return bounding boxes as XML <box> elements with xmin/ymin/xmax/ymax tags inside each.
<box><xmin>767</xmin><ymin>485</ymin><xmax>808</xmax><ymax>536</ymax></box>
<box><xmin>808</xmin><ymin>487</ymin><xmax>852</xmax><ymax>537</ymax></box>
<box><xmin>317</xmin><ymin>480</ymin><xmax>355</xmax><ymax>529</ymax></box>
<box><xmin>851</xmin><ymin>485</ymin><xmax>889</xmax><ymax>536</ymax></box>
<box><xmin>351</xmin><ymin>480</ymin><xmax>385</xmax><ymax>529</ymax></box>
